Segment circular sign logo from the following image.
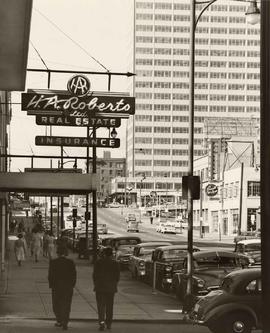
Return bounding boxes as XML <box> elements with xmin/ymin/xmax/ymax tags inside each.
<box><xmin>67</xmin><ymin>75</ymin><xmax>91</xmax><ymax>96</ymax></box>
<box><xmin>205</xmin><ymin>184</ymin><xmax>218</xmax><ymax>197</ymax></box>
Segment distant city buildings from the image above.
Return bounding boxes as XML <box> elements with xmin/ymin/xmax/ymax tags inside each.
<box><xmin>126</xmin><ymin>0</ymin><xmax>260</xmax><ymax>194</ymax></box>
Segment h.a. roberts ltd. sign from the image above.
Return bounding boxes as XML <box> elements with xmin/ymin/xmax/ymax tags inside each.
<box><xmin>22</xmin><ymin>90</ymin><xmax>135</xmax><ymax>117</ymax></box>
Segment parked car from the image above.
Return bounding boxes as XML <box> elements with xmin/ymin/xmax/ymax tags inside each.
<box><xmin>189</xmin><ymin>267</ymin><xmax>262</xmax><ymax>333</ymax></box>
<box><xmin>108</xmin><ymin>202</ymin><xmax>120</xmax><ymax>208</ymax></box>
<box><xmin>100</xmin><ymin>236</ymin><xmax>142</xmax><ymax>267</ymax></box>
<box><xmin>234</xmin><ymin>230</ymin><xmax>261</xmax><ymax>243</ymax></box>
<box><xmin>156</xmin><ymin>222</ymin><xmax>176</xmax><ymax>234</ymax></box>
<box><xmin>145</xmin><ymin>245</ymin><xmax>200</xmax><ymax>292</ymax></box>
<box><xmin>171</xmin><ymin>250</ymin><xmax>251</xmax><ymax>301</ymax></box>
<box><xmin>160</xmin><ymin>222</ymin><xmax>176</xmax><ymax>234</ymax></box>
<box><xmin>97</xmin><ymin>223</ymin><xmax>108</xmax><ymax>234</ymax></box>
<box><xmin>234</xmin><ymin>239</ymin><xmax>261</xmax><ymax>265</ymax></box>
<box><xmin>128</xmin><ymin>242</ymin><xmax>172</xmax><ymax>280</ymax></box>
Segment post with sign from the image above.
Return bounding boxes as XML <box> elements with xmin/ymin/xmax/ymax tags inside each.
<box><xmin>21</xmin><ymin>74</ymin><xmax>136</xmax><ymax>263</ymax></box>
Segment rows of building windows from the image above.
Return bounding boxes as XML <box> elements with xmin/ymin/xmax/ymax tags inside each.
<box><xmin>135</xmin><ymin>81</ymin><xmax>260</xmax><ymax>92</ymax></box>
<box><xmin>134</xmin><ymin>159</ymin><xmax>195</xmax><ymax>168</ymax></box>
<box><xmin>136</xmin><ymin>1</ymin><xmax>257</xmax><ymax>16</ymax></box>
<box><xmin>136</xmin><ymin>49</ymin><xmax>259</xmax><ymax>59</ymax></box>
<box><xmin>135</xmin><ymin>104</ymin><xmax>258</xmax><ymax>114</ymax></box>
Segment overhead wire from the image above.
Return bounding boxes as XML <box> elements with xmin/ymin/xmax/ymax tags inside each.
<box><xmin>33</xmin><ymin>7</ymin><xmax>110</xmax><ymax>72</ymax></box>
<box><xmin>29</xmin><ymin>40</ymin><xmax>49</xmax><ymax>70</ymax></box>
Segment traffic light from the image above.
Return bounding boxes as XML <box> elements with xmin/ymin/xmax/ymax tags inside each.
<box><xmin>209</xmin><ymin>140</ymin><xmax>219</xmax><ymax>180</ymax></box>
<box><xmin>182</xmin><ymin>175</ymin><xmax>200</xmax><ymax>200</ymax></box>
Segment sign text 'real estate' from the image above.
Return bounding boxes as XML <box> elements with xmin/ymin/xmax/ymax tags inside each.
<box><xmin>35</xmin><ymin>115</ymin><xmax>121</xmax><ymax>127</ymax></box>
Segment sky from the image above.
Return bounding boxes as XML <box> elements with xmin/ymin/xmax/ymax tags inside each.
<box><xmin>10</xmin><ymin>0</ymin><xmax>134</xmax><ymax>172</ymax></box>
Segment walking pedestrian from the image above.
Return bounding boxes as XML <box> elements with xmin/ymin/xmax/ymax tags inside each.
<box><xmin>48</xmin><ymin>245</ymin><xmax>76</xmax><ymax>330</ymax></box>
<box><xmin>31</xmin><ymin>229</ymin><xmax>43</xmax><ymax>262</ymax></box>
<box><xmin>93</xmin><ymin>246</ymin><xmax>120</xmax><ymax>331</ymax></box>
<box><xmin>47</xmin><ymin>231</ymin><xmax>56</xmax><ymax>260</ymax></box>
<box><xmin>14</xmin><ymin>233</ymin><xmax>27</xmax><ymax>266</ymax></box>
<box><xmin>43</xmin><ymin>231</ymin><xmax>49</xmax><ymax>257</ymax></box>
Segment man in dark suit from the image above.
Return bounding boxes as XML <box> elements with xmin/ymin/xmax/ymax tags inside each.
<box><xmin>48</xmin><ymin>246</ymin><xmax>76</xmax><ymax>330</ymax></box>
<box><xmin>93</xmin><ymin>246</ymin><xmax>120</xmax><ymax>331</ymax></box>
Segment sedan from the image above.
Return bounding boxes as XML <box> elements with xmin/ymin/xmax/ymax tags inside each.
<box><xmin>171</xmin><ymin>250</ymin><xmax>251</xmax><ymax>302</ymax></box>
<box><xmin>189</xmin><ymin>267</ymin><xmax>262</xmax><ymax>333</ymax></box>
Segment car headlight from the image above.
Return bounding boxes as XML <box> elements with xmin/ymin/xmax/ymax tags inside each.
<box><xmin>196</xmin><ymin>279</ymin><xmax>205</xmax><ymax>288</ymax></box>
<box><xmin>193</xmin><ymin>303</ymin><xmax>200</xmax><ymax>313</ymax></box>
<box><xmin>165</xmin><ymin>265</ymin><xmax>172</xmax><ymax>272</ymax></box>
<box><xmin>249</xmin><ymin>258</ymin><xmax>255</xmax><ymax>265</ymax></box>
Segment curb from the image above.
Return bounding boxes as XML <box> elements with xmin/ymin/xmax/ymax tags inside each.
<box><xmin>0</xmin><ymin>317</ymin><xmax>187</xmax><ymax>324</ymax></box>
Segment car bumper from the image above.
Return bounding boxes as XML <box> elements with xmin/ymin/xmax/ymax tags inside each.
<box><xmin>188</xmin><ymin>312</ymin><xmax>205</xmax><ymax>325</ymax></box>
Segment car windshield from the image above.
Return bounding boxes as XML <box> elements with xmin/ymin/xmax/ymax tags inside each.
<box><xmin>115</xmin><ymin>239</ymin><xmax>139</xmax><ymax>247</ymax></box>
<box><xmin>139</xmin><ymin>247</ymin><xmax>157</xmax><ymax>256</ymax></box>
<box><xmin>162</xmin><ymin>249</ymin><xmax>186</xmax><ymax>259</ymax></box>
<box><xmin>221</xmin><ymin>276</ymin><xmax>234</xmax><ymax>293</ymax></box>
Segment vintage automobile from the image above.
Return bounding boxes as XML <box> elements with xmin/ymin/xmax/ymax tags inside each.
<box><xmin>234</xmin><ymin>239</ymin><xmax>261</xmax><ymax>265</ymax></box>
<box><xmin>128</xmin><ymin>242</ymin><xmax>172</xmax><ymax>280</ymax></box>
<box><xmin>100</xmin><ymin>236</ymin><xmax>142</xmax><ymax>267</ymax></box>
<box><xmin>125</xmin><ymin>213</ymin><xmax>137</xmax><ymax>223</ymax></box>
<box><xmin>156</xmin><ymin>222</ymin><xmax>176</xmax><ymax>234</ymax></box>
<box><xmin>189</xmin><ymin>267</ymin><xmax>262</xmax><ymax>333</ymax></box>
<box><xmin>145</xmin><ymin>245</ymin><xmax>200</xmax><ymax>292</ymax></box>
<box><xmin>97</xmin><ymin>223</ymin><xmax>108</xmax><ymax>234</ymax></box>
<box><xmin>234</xmin><ymin>230</ymin><xmax>261</xmax><ymax>243</ymax></box>
<box><xmin>171</xmin><ymin>250</ymin><xmax>251</xmax><ymax>301</ymax></box>
<box><xmin>127</xmin><ymin>220</ymin><xmax>139</xmax><ymax>232</ymax></box>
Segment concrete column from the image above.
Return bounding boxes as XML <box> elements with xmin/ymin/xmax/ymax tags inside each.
<box><xmin>1</xmin><ymin>201</ymin><xmax>6</xmax><ymax>272</ymax></box>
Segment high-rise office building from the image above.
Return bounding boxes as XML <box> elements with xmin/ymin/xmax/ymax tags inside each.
<box><xmin>126</xmin><ymin>0</ymin><xmax>260</xmax><ymax>194</ymax></box>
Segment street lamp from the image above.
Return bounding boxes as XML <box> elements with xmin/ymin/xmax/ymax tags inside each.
<box><xmin>185</xmin><ymin>0</ymin><xmax>260</xmax><ymax>312</ymax></box>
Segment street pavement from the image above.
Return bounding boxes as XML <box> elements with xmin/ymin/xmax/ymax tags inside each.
<box><xmin>0</xmin><ymin>318</ymin><xmax>213</xmax><ymax>333</ymax></box>
<box><xmin>0</xmin><ymin>216</ymin><xmax>238</xmax><ymax>333</ymax></box>
<box><xmin>0</xmin><ymin>237</ymin><xmax>184</xmax><ymax>323</ymax></box>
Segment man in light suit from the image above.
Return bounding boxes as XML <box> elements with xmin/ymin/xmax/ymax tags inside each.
<box><xmin>93</xmin><ymin>246</ymin><xmax>120</xmax><ymax>331</ymax></box>
<box><xmin>48</xmin><ymin>246</ymin><xmax>76</xmax><ymax>330</ymax></box>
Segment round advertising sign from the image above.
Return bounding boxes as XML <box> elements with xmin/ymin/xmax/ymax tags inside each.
<box><xmin>205</xmin><ymin>183</ymin><xmax>218</xmax><ymax>197</ymax></box>
<box><xmin>67</xmin><ymin>75</ymin><xmax>91</xmax><ymax>97</ymax></box>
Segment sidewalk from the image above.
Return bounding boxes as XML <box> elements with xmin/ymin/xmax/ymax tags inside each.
<box><xmin>0</xmin><ymin>237</ymin><xmax>183</xmax><ymax>323</ymax></box>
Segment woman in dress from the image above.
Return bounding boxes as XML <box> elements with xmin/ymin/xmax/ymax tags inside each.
<box><xmin>14</xmin><ymin>233</ymin><xmax>27</xmax><ymax>266</ymax></box>
<box><xmin>31</xmin><ymin>229</ymin><xmax>43</xmax><ymax>263</ymax></box>
<box><xmin>47</xmin><ymin>231</ymin><xmax>56</xmax><ymax>260</ymax></box>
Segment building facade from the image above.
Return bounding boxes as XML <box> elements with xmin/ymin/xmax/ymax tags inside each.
<box><xmin>193</xmin><ymin>153</ymin><xmax>260</xmax><ymax>237</ymax></box>
<box><xmin>95</xmin><ymin>151</ymin><xmax>126</xmax><ymax>204</ymax></box>
<box><xmin>126</xmin><ymin>0</ymin><xmax>260</xmax><ymax>192</ymax></box>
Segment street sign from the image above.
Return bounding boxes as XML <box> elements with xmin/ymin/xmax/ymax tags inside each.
<box><xmin>205</xmin><ymin>183</ymin><xmax>218</xmax><ymax>197</ymax></box>
<box><xmin>35</xmin><ymin>136</ymin><xmax>120</xmax><ymax>148</ymax></box>
<box><xmin>21</xmin><ymin>89</ymin><xmax>135</xmax><ymax>116</ymax></box>
<box><xmin>35</xmin><ymin>115</ymin><xmax>121</xmax><ymax>127</ymax></box>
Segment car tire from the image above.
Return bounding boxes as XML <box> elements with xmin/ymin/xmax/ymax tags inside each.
<box><xmin>209</xmin><ymin>313</ymin><xmax>253</xmax><ymax>333</ymax></box>
<box><xmin>176</xmin><ymin>283</ymin><xmax>185</xmax><ymax>301</ymax></box>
